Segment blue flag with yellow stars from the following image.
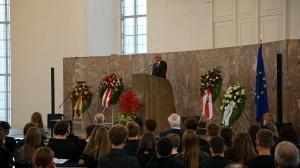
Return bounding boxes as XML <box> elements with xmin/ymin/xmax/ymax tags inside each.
<box><xmin>255</xmin><ymin>45</ymin><xmax>269</xmax><ymax>122</ymax></box>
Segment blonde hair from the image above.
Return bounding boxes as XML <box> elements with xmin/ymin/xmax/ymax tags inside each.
<box><xmin>22</xmin><ymin>127</ymin><xmax>41</xmax><ymax>161</ymax></box>
<box><xmin>31</xmin><ymin>112</ymin><xmax>44</xmax><ymax>129</ymax></box>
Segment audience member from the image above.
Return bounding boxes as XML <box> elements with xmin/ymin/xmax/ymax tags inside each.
<box><xmin>31</xmin><ymin>112</ymin><xmax>47</xmax><ymax>140</ymax></box>
<box><xmin>94</xmin><ymin>113</ymin><xmax>105</xmax><ymax>125</ymax></box>
<box><xmin>14</xmin><ymin>127</ymin><xmax>42</xmax><ymax>167</ymax></box>
<box><xmin>0</xmin><ymin>121</ymin><xmax>16</xmax><ymax>153</ymax></box>
<box><xmin>32</xmin><ymin>147</ymin><xmax>55</xmax><ymax>168</ymax></box>
<box><xmin>16</xmin><ymin>122</ymin><xmax>38</xmax><ymax>149</ymax></box>
<box><xmin>225</xmin><ymin>163</ymin><xmax>246</xmax><ymax>168</ymax></box>
<box><xmin>124</xmin><ymin>121</ymin><xmax>140</xmax><ymax>156</ymax></box>
<box><xmin>83</xmin><ymin>126</ymin><xmax>110</xmax><ymax>168</ymax></box>
<box><xmin>145</xmin><ymin>137</ymin><xmax>184</xmax><ymax>168</ymax></box>
<box><xmin>201</xmin><ymin>136</ymin><xmax>230</xmax><ymax>168</ymax></box>
<box><xmin>230</xmin><ymin>133</ymin><xmax>257</xmax><ymax>164</ymax></box>
<box><xmin>221</xmin><ymin>127</ymin><xmax>233</xmax><ymax>158</ymax></box>
<box><xmin>160</xmin><ymin>113</ymin><xmax>184</xmax><ymax>138</ymax></box>
<box><xmin>166</xmin><ymin>133</ymin><xmax>180</xmax><ymax>157</ymax></box>
<box><xmin>247</xmin><ymin>129</ymin><xmax>275</xmax><ymax>168</ymax></box>
<box><xmin>206</xmin><ymin>123</ymin><xmax>219</xmax><ymax>141</ymax></box>
<box><xmin>0</xmin><ymin>128</ymin><xmax>13</xmax><ymax>167</ymax></box>
<box><xmin>185</xmin><ymin>117</ymin><xmax>210</xmax><ymax>154</ymax></box>
<box><xmin>248</xmin><ymin>124</ymin><xmax>261</xmax><ymax>153</ymax></box>
<box><xmin>85</xmin><ymin>124</ymin><xmax>96</xmax><ymax>142</ymax></box>
<box><xmin>262</xmin><ymin>112</ymin><xmax>278</xmax><ymax>138</ymax></box>
<box><xmin>175</xmin><ymin>130</ymin><xmax>208</xmax><ymax>168</ymax></box>
<box><xmin>278</xmin><ymin>125</ymin><xmax>299</xmax><ymax>147</ymax></box>
<box><xmin>98</xmin><ymin>124</ymin><xmax>141</xmax><ymax>168</ymax></box>
<box><xmin>136</xmin><ymin>132</ymin><xmax>157</xmax><ymax>168</ymax></box>
<box><xmin>144</xmin><ymin>119</ymin><xmax>157</xmax><ymax>135</ymax></box>
<box><xmin>47</xmin><ymin>120</ymin><xmax>79</xmax><ymax>161</ymax></box>
<box><xmin>274</xmin><ymin>141</ymin><xmax>299</xmax><ymax>168</ymax></box>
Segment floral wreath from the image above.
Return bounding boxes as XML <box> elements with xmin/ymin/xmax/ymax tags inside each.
<box><xmin>99</xmin><ymin>73</ymin><xmax>124</xmax><ymax>108</ymax></box>
<box><xmin>200</xmin><ymin>66</ymin><xmax>222</xmax><ymax>102</ymax></box>
<box><xmin>70</xmin><ymin>81</ymin><xmax>93</xmax><ymax>119</ymax></box>
<box><xmin>115</xmin><ymin>90</ymin><xmax>142</xmax><ymax>125</ymax></box>
<box><xmin>220</xmin><ymin>84</ymin><xmax>246</xmax><ymax>126</ymax></box>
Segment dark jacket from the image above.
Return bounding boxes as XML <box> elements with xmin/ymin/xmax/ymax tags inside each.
<box><xmin>98</xmin><ymin>148</ymin><xmax>141</xmax><ymax>168</ymax></box>
<box><xmin>0</xmin><ymin>146</ymin><xmax>13</xmax><ymax>168</ymax></box>
<box><xmin>247</xmin><ymin>155</ymin><xmax>275</xmax><ymax>168</ymax></box>
<box><xmin>124</xmin><ymin>139</ymin><xmax>140</xmax><ymax>156</ymax></box>
<box><xmin>152</xmin><ymin>60</ymin><xmax>167</xmax><ymax>78</ymax></box>
<box><xmin>145</xmin><ymin>156</ymin><xmax>184</xmax><ymax>168</ymax></box>
<box><xmin>201</xmin><ymin>155</ymin><xmax>230</xmax><ymax>168</ymax></box>
<box><xmin>160</xmin><ymin>129</ymin><xmax>184</xmax><ymax>152</ymax></box>
<box><xmin>136</xmin><ymin>153</ymin><xmax>156</xmax><ymax>168</ymax></box>
<box><xmin>47</xmin><ymin>139</ymin><xmax>79</xmax><ymax>160</ymax></box>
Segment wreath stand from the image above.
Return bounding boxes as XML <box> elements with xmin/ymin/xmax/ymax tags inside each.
<box><xmin>72</xmin><ymin>107</ymin><xmax>93</xmax><ymax>136</ymax></box>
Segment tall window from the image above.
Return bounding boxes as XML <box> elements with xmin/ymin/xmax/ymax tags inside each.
<box><xmin>0</xmin><ymin>0</ymin><xmax>10</xmax><ymax>122</ymax></box>
<box><xmin>121</xmin><ymin>0</ymin><xmax>147</xmax><ymax>54</ymax></box>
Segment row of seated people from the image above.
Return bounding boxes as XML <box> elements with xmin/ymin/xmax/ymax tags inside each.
<box><xmin>1</xmin><ymin>112</ymin><xmax>300</xmax><ymax>168</ymax></box>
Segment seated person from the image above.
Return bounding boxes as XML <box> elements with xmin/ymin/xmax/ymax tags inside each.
<box><xmin>124</xmin><ymin>121</ymin><xmax>140</xmax><ymax>156</ymax></box>
<box><xmin>145</xmin><ymin>137</ymin><xmax>184</xmax><ymax>168</ymax></box>
<box><xmin>0</xmin><ymin>121</ymin><xmax>16</xmax><ymax>153</ymax></box>
<box><xmin>15</xmin><ymin>122</ymin><xmax>38</xmax><ymax>149</ymax></box>
<box><xmin>94</xmin><ymin>113</ymin><xmax>105</xmax><ymax>126</ymax></box>
<box><xmin>160</xmin><ymin>113</ymin><xmax>184</xmax><ymax>138</ymax></box>
<box><xmin>0</xmin><ymin>129</ymin><xmax>13</xmax><ymax>167</ymax></box>
<box><xmin>32</xmin><ymin>147</ymin><xmax>55</xmax><ymax>168</ymax></box>
<box><xmin>247</xmin><ymin>129</ymin><xmax>275</xmax><ymax>168</ymax></box>
<box><xmin>201</xmin><ymin>136</ymin><xmax>230</xmax><ymax>168</ymax></box>
<box><xmin>98</xmin><ymin>124</ymin><xmax>141</xmax><ymax>168</ymax></box>
<box><xmin>47</xmin><ymin>121</ymin><xmax>79</xmax><ymax>162</ymax></box>
<box><xmin>144</xmin><ymin>119</ymin><xmax>158</xmax><ymax>136</ymax></box>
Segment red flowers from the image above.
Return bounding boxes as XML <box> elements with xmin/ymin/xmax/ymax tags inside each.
<box><xmin>119</xmin><ymin>90</ymin><xmax>142</xmax><ymax>115</ymax></box>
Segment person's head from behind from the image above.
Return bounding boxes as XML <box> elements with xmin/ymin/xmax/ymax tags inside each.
<box><xmin>33</xmin><ymin>147</ymin><xmax>55</xmax><ymax>168</ymax></box>
<box><xmin>275</xmin><ymin>141</ymin><xmax>300</xmax><ymax>168</ymax></box>
<box><xmin>145</xmin><ymin>119</ymin><xmax>157</xmax><ymax>133</ymax></box>
<box><xmin>166</xmin><ymin>133</ymin><xmax>180</xmax><ymax>153</ymax></box>
<box><xmin>0</xmin><ymin>121</ymin><xmax>10</xmax><ymax>135</ymax></box>
<box><xmin>109</xmin><ymin>124</ymin><xmax>128</xmax><ymax>148</ymax></box>
<box><xmin>137</xmin><ymin>132</ymin><xmax>156</xmax><ymax>154</ymax></box>
<box><xmin>23</xmin><ymin>127</ymin><xmax>41</xmax><ymax>160</ymax></box>
<box><xmin>54</xmin><ymin>120</ymin><xmax>70</xmax><ymax>137</ymax></box>
<box><xmin>233</xmin><ymin>133</ymin><xmax>257</xmax><ymax>163</ymax></box>
<box><xmin>156</xmin><ymin>137</ymin><xmax>172</xmax><ymax>157</ymax></box>
<box><xmin>31</xmin><ymin>112</ymin><xmax>44</xmax><ymax>129</ymax></box>
<box><xmin>279</xmin><ymin>125</ymin><xmax>298</xmax><ymax>145</ymax></box>
<box><xmin>182</xmin><ymin>130</ymin><xmax>201</xmax><ymax>168</ymax></box>
<box><xmin>209</xmin><ymin>136</ymin><xmax>225</xmax><ymax>156</ymax></box>
<box><xmin>127</xmin><ymin>121</ymin><xmax>140</xmax><ymax>139</ymax></box>
<box><xmin>248</xmin><ymin>124</ymin><xmax>261</xmax><ymax>143</ymax></box>
<box><xmin>168</xmin><ymin>113</ymin><xmax>181</xmax><ymax>128</ymax></box>
<box><xmin>154</xmin><ymin>54</ymin><xmax>161</xmax><ymax>62</ymax></box>
<box><xmin>94</xmin><ymin>113</ymin><xmax>105</xmax><ymax>125</ymax></box>
<box><xmin>85</xmin><ymin>126</ymin><xmax>110</xmax><ymax>159</ymax></box>
<box><xmin>85</xmin><ymin>124</ymin><xmax>96</xmax><ymax>140</ymax></box>
<box><xmin>256</xmin><ymin>129</ymin><xmax>274</xmax><ymax>151</ymax></box>
<box><xmin>207</xmin><ymin>123</ymin><xmax>219</xmax><ymax>139</ymax></box>
<box><xmin>263</xmin><ymin>122</ymin><xmax>279</xmax><ymax>137</ymax></box>
<box><xmin>184</xmin><ymin>117</ymin><xmax>198</xmax><ymax>131</ymax></box>
<box><xmin>220</xmin><ymin>127</ymin><xmax>233</xmax><ymax>147</ymax></box>
<box><xmin>23</xmin><ymin>122</ymin><xmax>38</xmax><ymax>136</ymax></box>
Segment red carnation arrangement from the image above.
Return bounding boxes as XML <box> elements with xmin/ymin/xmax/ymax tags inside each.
<box><xmin>119</xmin><ymin>90</ymin><xmax>142</xmax><ymax>115</ymax></box>
<box><xmin>116</xmin><ymin>90</ymin><xmax>142</xmax><ymax>125</ymax></box>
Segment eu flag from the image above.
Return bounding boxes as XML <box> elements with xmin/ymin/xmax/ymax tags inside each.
<box><xmin>255</xmin><ymin>45</ymin><xmax>269</xmax><ymax>122</ymax></box>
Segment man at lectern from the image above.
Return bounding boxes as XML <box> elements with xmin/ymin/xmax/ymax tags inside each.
<box><xmin>152</xmin><ymin>54</ymin><xmax>167</xmax><ymax>78</ymax></box>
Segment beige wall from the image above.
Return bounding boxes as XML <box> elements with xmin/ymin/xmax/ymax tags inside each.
<box><xmin>11</xmin><ymin>0</ymin><xmax>86</xmax><ymax>128</ymax></box>
<box><xmin>288</xmin><ymin>0</ymin><xmax>300</xmax><ymax>39</ymax></box>
<box><xmin>147</xmin><ymin>0</ymin><xmax>213</xmax><ymax>53</ymax></box>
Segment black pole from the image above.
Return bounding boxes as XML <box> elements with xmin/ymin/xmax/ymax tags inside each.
<box><xmin>51</xmin><ymin>67</ymin><xmax>55</xmax><ymax>114</ymax></box>
<box><xmin>277</xmin><ymin>54</ymin><xmax>283</xmax><ymax>128</ymax></box>
<box><xmin>51</xmin><ymin>67</ymin><xmax>55</xmax><ymax>137</ymax></box>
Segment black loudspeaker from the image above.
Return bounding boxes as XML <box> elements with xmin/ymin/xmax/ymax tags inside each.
<box><xmin>47</xmin><ymin>114</ymin><xmax>64</xmax><ymax>129</ymax></box>
<box><xmin>277</xmin><ymin>53</ymin><xmax>283</xmax><ymax>128</ymax></box>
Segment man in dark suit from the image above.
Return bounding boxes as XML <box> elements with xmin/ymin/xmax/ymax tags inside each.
<box><xmin>152</xmin><ymin>54</ymin><xmax>167</xmax><ymax>78</ymax></box>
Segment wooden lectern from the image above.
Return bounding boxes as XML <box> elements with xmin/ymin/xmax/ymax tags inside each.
<box><xmin>132</xmin><ymin>74</ymin><xmax>176</xmax><ymax>133</ymax></box>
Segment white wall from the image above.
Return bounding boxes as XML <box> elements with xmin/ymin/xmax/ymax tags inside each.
<box><xmin>148</xmin><ymin>0</ymin><xmax>213</xmax><ymax>53</ymax></box>
<box><xmin>11</xmin><ymin>0</ymin><xmax>86</xmax><ymax>128</ymax></box>
<box><xmin>86</xmin><ymin>0</ymin><xmax>118</xmax><ymax>56</ymax></box>
<box><xmin>287</xmin><ymin>0</ymin><xmax>300</xmax><ymax>39</ymax></box>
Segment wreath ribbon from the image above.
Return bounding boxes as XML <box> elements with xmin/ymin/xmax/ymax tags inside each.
<box><xmin>102</xmin><ymin>88</ymin><xmax>112</xmax><ymax>108</ymax></box>
<box><xmin>202</xmin><ymin>89</ymin><xmax>213</xmax><ymax>120</ymax></box>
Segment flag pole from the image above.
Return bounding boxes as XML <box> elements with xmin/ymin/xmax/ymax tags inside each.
<box><xmin>259</xmin><ymin>34</ymin><xmax>263</xmax><ymax>127</ymax></box>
